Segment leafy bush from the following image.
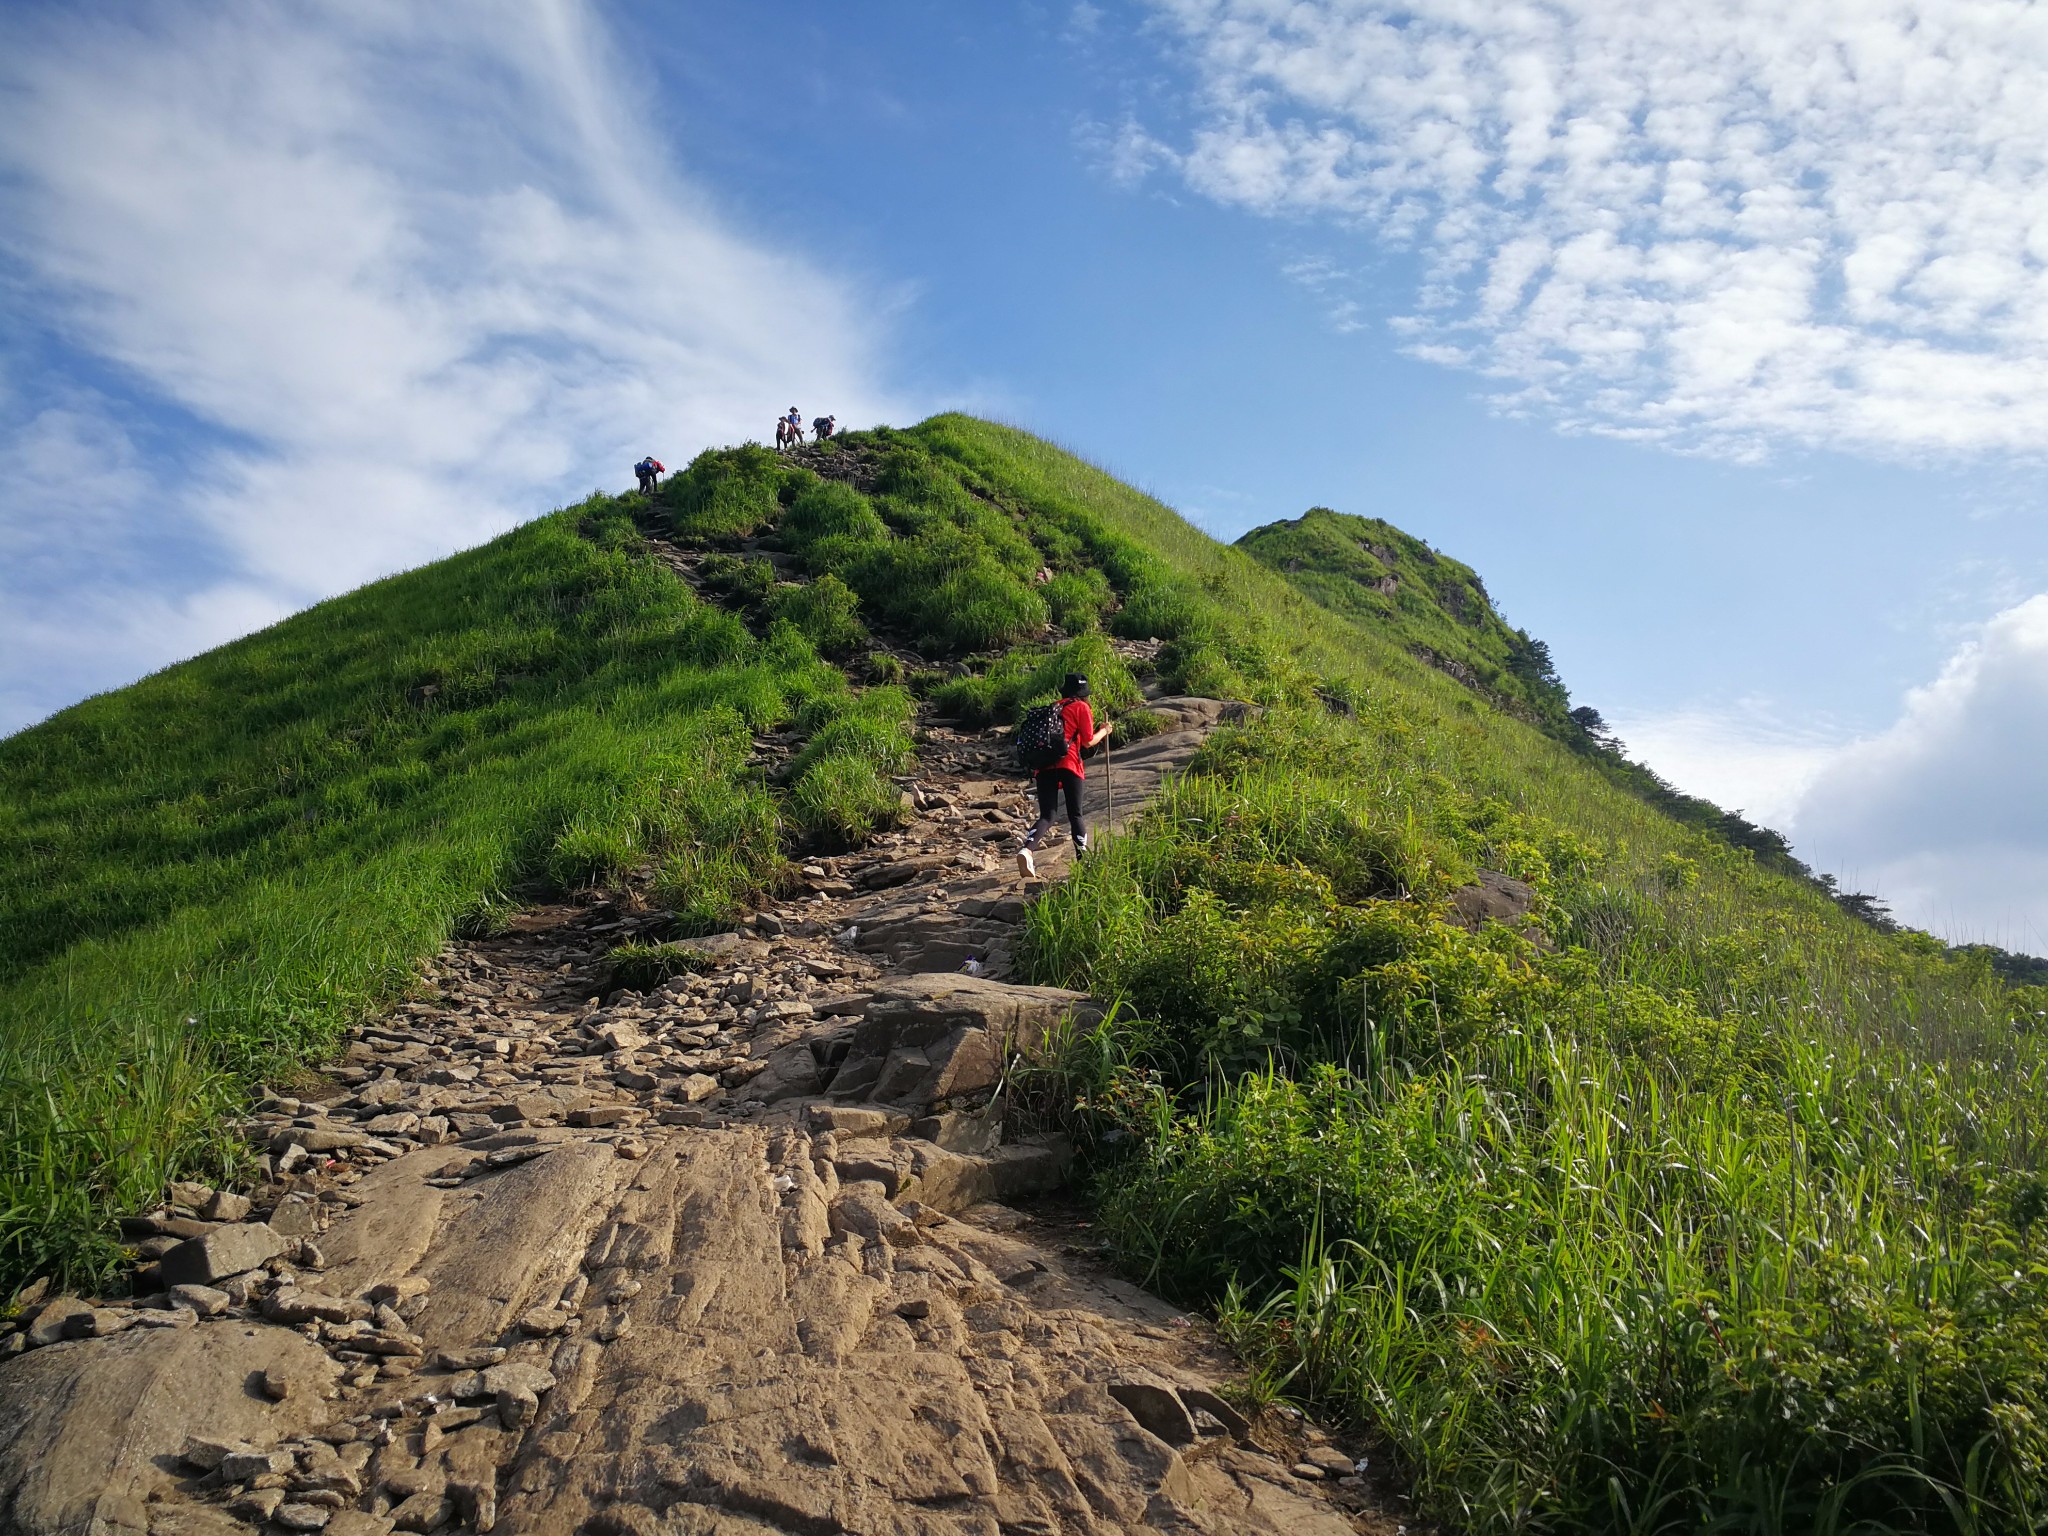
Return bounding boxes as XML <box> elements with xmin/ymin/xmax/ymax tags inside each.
<box><xmin>664</xmin><ymin>444</ymin><xmax>790</xmax><ymax>540</ymax></box>
<box><xmin>603</xmin><ymin>940</ymin><xmax>718</xmax><ymax>992</ymax></box>
<box><xmin>1045</xmin><ymin>568</ymin><xmax>1113</xmax><ymax>630</ymax></box>
<box><xmin>767</xmin><ymin>573</ymin><xmax>865</xmax><ymax>658</ymax></box>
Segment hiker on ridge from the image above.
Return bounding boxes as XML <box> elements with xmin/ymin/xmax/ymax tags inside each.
<box><xmin>1016</xmin><ymin>673</ymin><xmax>1112</xmax><ymax>879</ymax></box>
<box><xmin>634</xmin><ymin>457</ymin><xmax>657</xmax><ymax>493</ymax></box>
<box><xmin>812</xmin><ymin>414</ymin><xmax>836</xmax><ymax>441</ymax></box>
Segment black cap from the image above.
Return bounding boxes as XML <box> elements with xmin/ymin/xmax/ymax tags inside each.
<box><xmin>1061</xmin><ymin>673</ymin><xmax>1090</xmax><ymax>699</ymax></box>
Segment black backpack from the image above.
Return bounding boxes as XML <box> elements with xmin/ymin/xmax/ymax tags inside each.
<box><xmin>1016</xmin><ymin>702</ymin><xmax>1070</xmax><ymax>770</ymax></box>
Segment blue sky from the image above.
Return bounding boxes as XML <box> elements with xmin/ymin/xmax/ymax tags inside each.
<box><xmin>4</xmin><ymin>0</ymin><xmax>2046</xmax><ymax>945</ymax></box>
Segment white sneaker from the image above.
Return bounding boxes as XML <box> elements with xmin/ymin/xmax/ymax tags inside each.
<box><xmin>1016</xmin><ymin>847</ymin><xmax>1037</xmax><ymax>879</ymax></box>
<box><xmin>1073</xmin><ymin>834</ymin><xmax>1090</xmax><ymax>857</ymax></box>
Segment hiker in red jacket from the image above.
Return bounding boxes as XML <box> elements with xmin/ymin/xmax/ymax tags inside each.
<box><xmin>1017</xmin><ymin>673</ymin><xmax>1112</xmax><ymax>879</ymax></box>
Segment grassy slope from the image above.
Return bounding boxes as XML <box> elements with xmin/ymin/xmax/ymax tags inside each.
<box><xmin>1235</xmin><ymin>506</ymin><xmax>1570</xmax><ymax>725</ymax></box>
<box><xmin>0</xmin><ymin>499</ymin><xmax>906</xmax><ymax>1280</ymax></box>
<box><xmin>6</xmin><ymin>414</ymin><xmax>2045</xmax><ymax>1531</ymax></box>
<box><xmin>914</xmin><ymin>419</ymin><xmax>2048</xmax><ymax>1534</ymax></box>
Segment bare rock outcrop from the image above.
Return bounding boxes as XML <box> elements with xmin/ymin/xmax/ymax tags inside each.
<box><xmin>0</xmin><ymin>1321</ymin><xmax>337</xmax><ymax>1536</ymax></box>
<box><xmin>823</xmin><ymin>973</ymin><xmax>1101</xmax><ymax>1110</ymax></box>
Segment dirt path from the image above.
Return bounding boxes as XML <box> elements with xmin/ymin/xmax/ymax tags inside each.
<box><xmin>0</xmin><ymin>699</ymin><xmax>1417</xmax><ymax>1536</ymax></box>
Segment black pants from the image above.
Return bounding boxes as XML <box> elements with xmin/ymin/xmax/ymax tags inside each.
<box><xmin>1025</xmin><ymin>769</ymin><xmax>1084</xmax><ymax>847</ymax></box>
<box><xmin>636</xmin><ymin>472</ymin><xmax>652</xmax><ymax>493</ymax></box>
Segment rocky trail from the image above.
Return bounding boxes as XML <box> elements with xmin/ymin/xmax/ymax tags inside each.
<box><xmin>0</xmin><ymin>689</ymin><xmax>1422</xmax><ymax>1536</ymax></box>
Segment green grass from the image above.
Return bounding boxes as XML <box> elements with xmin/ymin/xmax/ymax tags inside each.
<box><xmin>601</xmin><ymin>941</ymin><xmax>720</xmax><ymax>993</ymax></box>
<box><xmin>6</xmin><ymin>412</ymin><xmax>2045</xmax><ymax>1534</ymax></box>
<box><xmin>929</xmin><ymin>633</ymin><xmax>1143</xmax><ymax>729</ymax></box>
<box><xmin>0</xmin><ymin>498</ymin><xmax>884</xmax><ymax>1285</ymax></box>
<box><xmin>1236</xmin><ymin>506</ymin><xmax>1569</xmax><ymax>726</ymax></box>
<box><xmin>1024</xmin><ymin>706</ymin><xmax>2048</xmax><ymax>1534</ymax></box>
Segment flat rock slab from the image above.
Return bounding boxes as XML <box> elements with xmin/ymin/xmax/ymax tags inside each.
<box><xmin>158</xmin><ymin>1221</ymin><xmax>287</xmax><ymax>1287</ymax></box>
<box><xmin>3</xmin><ymin>1127</ymin><xmax>1359</xmax><ymax>1536</ymax></box>
<box><xmin>0</xmin><ymin>1322</ymin><xmax>338</xmax><ymax>1536</ymax></box>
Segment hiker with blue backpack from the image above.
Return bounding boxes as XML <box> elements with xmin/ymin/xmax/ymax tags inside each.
<box><xmin>1015</xmin><ymin>673</ymin><xmax>1112</xmax><ymax>879</ymax></box>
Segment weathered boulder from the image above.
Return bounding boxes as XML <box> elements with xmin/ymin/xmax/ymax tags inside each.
<box><xmin>0</xmin><ymin>1321</ymin><xmax>338</xmax><ymax>1536</ymax></box>
<box><xmin>1109</xmin><ymin>1378</ymin><xmax>1199</xmax><ymax>1447</ymax></box>
<box><xmin>827</xmin><ymin>974</ymin><xmax>1102</xmax><ymax>1111</ymax></box>
<box><xmin>1451</xmin><ymin>867</ymin><xmax>1540</xmax><ymax>933</ymax></box>
<box><xmin>158</xmin><ymin>1221</ymin><xmax>287</xmax><ymax>1287</ymax></box>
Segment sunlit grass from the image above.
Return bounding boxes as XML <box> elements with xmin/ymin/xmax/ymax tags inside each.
<box><xmin>7</xmin><ymin>412</ymin><xmax>2045</xmax><ymax>1533</ymax></box>
<box><xmin>1022</xmin><ymin>708</ymin><xmax>2048</xmax><ymax>1534</ymax></box>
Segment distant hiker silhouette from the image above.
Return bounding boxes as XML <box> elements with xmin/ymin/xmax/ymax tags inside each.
<box><xmin>812</xmin><ymin>414</ymin><xmax>837</xmax><ymax>441</ymax></box>
<box><xmin>634</xmin><ymin>456</ymin><xmax>664</xmax><ymax>493</ymax></box>
<box><xmin>1015</xmin><ymin>673</ymin><xmax>1112</xmax><ymax>879</ymax></box>
<box><xmin>776</xmin><ymin>408</ymin><xmax>805</xmax><ymax>452</ymax></box>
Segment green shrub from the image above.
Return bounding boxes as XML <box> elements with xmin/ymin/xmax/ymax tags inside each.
<box><xmin>697</xmin><ymin>553</ymin><xmax>776</xmax><ymax>608</ymax></box>
<box><xmin>787</xmin><ymin>686</ymin><xmax>914</xmax><ymax>781</ymax></box>
<box><xmin>930</xmin><ymin>673</ymin><xmax>1005</xmax><ymax>726</ymax></box>
<box><xmin>1113</xmin><ymin>578</ymin><xmax>1210</xmax><ymax>643</ymax></box>
<box><xmin>784</xmin><ymin>479</ymin><xmax>887</xmax><ymax>547</ymax></box>
<box><xmin>923</xmin><ymin>562</ymin><xmax>1048</xmax><ymax>651</ymax></box>
<box><xmin>1114</xmin><ymin>708</ymin><xmax>1171</xmax><ymax>743</ymax></box>
<box><xmin>1163</xmin><ymin>640</ymin><xmax>1248</xmax><ymax>699</ymax></box>
<box><xmin>664</xmin><ymin>444</ymin><xmax>790</xmax><ymax>540</ymax></box>
<box><xmin>603</xmin><ymin>940</ymin><xmax>718</xmax><ymax>992</ymax></box>
<box><xmin>786</xmin><ymin>756</ymin><xmax>904</xmax><ymax>849</ymax></box>
<box><xmin>931</xmin><ymin>635</ymin><xmax>1143</xmax><ymax>729</ymax></box>
<box><xmin>545</xmin><ymin>814</ymin><xmax>643</xmax><ymax>889</ymax></box>
<box><xmin>1045</xmin><ymin>568</ymin><xmax>1113</xmax><ymax>630</ymax></box>
<box><xmin>767</xmin><ymin>573</ymin><xmax>865</xmax><ymax>658</ymax></box>
<box><xmin>1022</xmin><ymin>703</ymin><xmax>2048</xmax><ymax>1534</ymax></box>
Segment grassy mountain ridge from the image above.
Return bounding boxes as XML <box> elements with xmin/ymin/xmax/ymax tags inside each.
<box><xmin>4</xmin><ymin>415</ymin><xmax>2046</xmax><ymax>1531</ymax></box>
<box><xmin>1235</xmin><ymin>502</ymin><xmax>1891</xmax><ymax>898</ymax></box>
<box><xmin>1236</xmin><ymin>506</ymin><xmax>1572</xmax><ymax>728</ymax></box>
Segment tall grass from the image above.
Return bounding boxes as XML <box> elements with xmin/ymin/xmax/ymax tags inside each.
<box><xmin>0</xmin><ymin>498</ymin><xmax>885</xmax><ymax>1286</ymax></box>
<box><xmin>1024</xmin><ymin>708</ymin><xmax>2048</xmax><ymax>1534</ymax></box>
<box><xmin>9</xmin><ymin>411</ymin><xmax>2045</xmax><ymax>1536</ymax></box>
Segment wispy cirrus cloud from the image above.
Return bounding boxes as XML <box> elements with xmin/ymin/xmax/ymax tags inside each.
<box><xmin>0</xmin><ymin>0</ymin><xmax>909</xmax><ymax>734</ymax></box>
<box><xmin>1133</xmin><ymin>0</ymin><xmax>2048</xmax><ymax>460</ymax></box>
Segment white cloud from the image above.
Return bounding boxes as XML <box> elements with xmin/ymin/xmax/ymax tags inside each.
<box><xmin>1616</xmin><ymin>597</ymin><xmax>2048</xmax><ymax>947</ymax></box>
<box><xmin>1603</xmin><ymin>702</ymin><xmax>1840</xmax><ymax>832</ymax></box>
<box><xmin>1080</xmin><ymin>116</ymin><xmax>1178</xmax><ymax>189</ymax></box>
<box><xmin>1139</xmin><ymin>0</ymin><xmax>2048</xmax><ymax>458</ymax></box>
<box><xmin>1793</xmin><ymin>594</ymin><xmax>2048</xmax><ymax>948</ymax></box>
<box><xmin>0</xmin><ymin>0</ymin><xmax>908</xmax><ymax>734</ymax></box>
